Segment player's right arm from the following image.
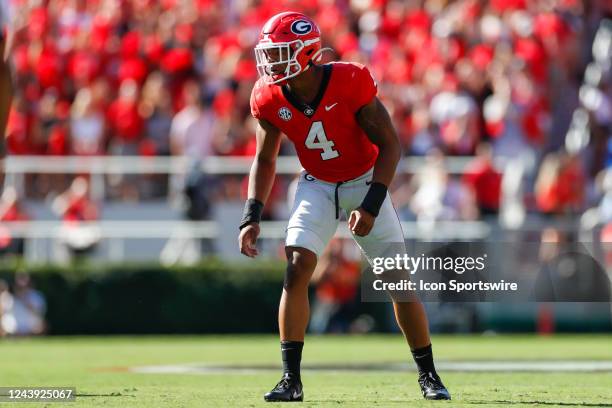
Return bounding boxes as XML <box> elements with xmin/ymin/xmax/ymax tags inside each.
<box><xmin>247</xmin><ymin>118</ymin><xmax>282</xmax><ymax>205</ymax></box>
<box><xmin>238</xmin><ymin>118</ymin><xmax>282</xmax><ymax>257</ymax></box>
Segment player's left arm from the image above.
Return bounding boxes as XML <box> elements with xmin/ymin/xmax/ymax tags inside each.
<box><xmin>349</xmin><ymin>97</ymin><xmax>401</xmax><ymax>236</ymax></box>
<box><xmin>356</xmin><ymin>96</ymin><xmax>401</xmax><ymax>187</ymax></box>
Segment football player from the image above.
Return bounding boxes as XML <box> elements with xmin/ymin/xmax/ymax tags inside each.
<box><xmin>0</xmin><ymin>0</ymin><xmax>12</xmax><ymax>163</ymax></box>
<box><xmin>238</xmin><ymin>11</ymin><xmax>450</xmax><ymax>402</ymax></box>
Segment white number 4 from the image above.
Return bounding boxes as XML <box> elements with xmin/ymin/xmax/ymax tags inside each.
<box><xmin>305</xmin><ymin>121</ymin><xmax>339</xmax><ymax>160</ymax></box>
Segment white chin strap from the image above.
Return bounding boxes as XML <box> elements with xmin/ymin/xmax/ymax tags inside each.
<box><xmin>311</xmin><ymin>47</ymin><xmax>334</xmax><ymax>63</ymax></box>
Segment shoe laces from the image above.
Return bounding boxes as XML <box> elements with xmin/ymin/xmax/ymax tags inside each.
<box><xmin>419</xmin><ymin>372</ymin><xmax>444</xmax><ymax>390</ymax></box>
<box><xmin>273</xmin><ymin>376</ymin><xmax>294</xmax><ymax>392</ymax></box>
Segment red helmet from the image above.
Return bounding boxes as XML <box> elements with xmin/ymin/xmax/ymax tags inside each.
<box><xmin>255</xmin><ymin>12</ymin><xmax>322</xmax><ymax>85</ymax></box>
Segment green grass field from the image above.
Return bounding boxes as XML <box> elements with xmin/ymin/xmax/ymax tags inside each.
<box><xmin>1</xmin><ymin>334</ymin><xmax>611</xmax><ymax>407</ymax></box>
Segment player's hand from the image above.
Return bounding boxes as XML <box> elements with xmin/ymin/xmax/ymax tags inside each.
<box><xmin>348</xmin><ymin>207</ymin><xmax>375</xmax><ymax>237</ymax></box>
<box><xmin>238</xmin><ymin>223</ymin><xmax>260</xmax><ymax>257</ymax></box>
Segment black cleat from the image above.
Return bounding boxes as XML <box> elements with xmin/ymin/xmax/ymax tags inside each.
<box><xmin>264</xmin><ymin>374</ymin><xmax>304</xmax><ymax>402</ymax></box>
<box><xmin>418</xmin><ymin>372</ymin><xmax>451</xmax><ymax>400</ymax></box>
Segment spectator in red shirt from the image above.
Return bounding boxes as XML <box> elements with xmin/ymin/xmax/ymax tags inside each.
<box><xmin>105</xmin><ymin>79</ymin><xmax>145</xmax><ymax>199</ymax></box>
<box><xmin>535</xmin><ymin>151</ymin><xmax>586</xmax><ymax>215</ymax></box>
<box><xmin>462</xmin><ymin>143</ymin><xmax>502</xmax><ymax>215</ymax></box>
<box><xmin>53</xmin><ymin>177</ymin><xmax>98</xmax><ymax>223</ymax></box>
<box><xmin>52</xmin><ymin>177</ymin><xmax>100</xmax><ymax>259</ymax></box>
<box><xmin>107</xmin><ymin>79</ymin><xmax>144</xmax><ymax>155</ymax></box>
<box><xmin>0</xmin><ymin>186</ymin><xmax>30</xmax><ymax>256</ymax></box>
<box><xmin>309</xmin><ymin>239</ymin><xmax>361</xmax><ymax>334</ymax></box>
<box><xmin>5</xmin><ymin>95</ymin><xmax>30</xmax><ymax>155</ymax></box>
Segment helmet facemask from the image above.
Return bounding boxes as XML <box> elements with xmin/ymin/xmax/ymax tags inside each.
<box><xmin>254</xmin><ymin>38</ymin><xmax>319</xmax><ymax>84</ymax></box>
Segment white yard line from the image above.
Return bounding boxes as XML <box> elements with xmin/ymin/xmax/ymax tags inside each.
<box><xmin>129</xmin><ymin>361</ymin><xmax>612</xmax><ymax>375</ymax></box>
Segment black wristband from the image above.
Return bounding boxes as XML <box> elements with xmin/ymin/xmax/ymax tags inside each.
<box><xmin>360</xmin><ymin>182</ymin><xmax>387</xmax><ymax>217</ymax></box>
<box><xmin>239</xmin><ymin>198</ymin><xmax>264</xmax><ymax>230</ymax></box>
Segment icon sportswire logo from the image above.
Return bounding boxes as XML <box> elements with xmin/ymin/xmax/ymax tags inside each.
<box><xmin>325</xmin><ymin>102</ymin><xmax>338</xmax><ymax>111</ymax></box>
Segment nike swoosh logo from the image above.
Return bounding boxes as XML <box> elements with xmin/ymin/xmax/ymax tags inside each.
<box><xmin>366</xmin><ymin>180</ymin><xmax>372</xmax><ymax>185</ymax></box>
<box><xmin>325</xmin><ymin>103</ymin><xmax>338</xmax><ymax>111</ymax></box>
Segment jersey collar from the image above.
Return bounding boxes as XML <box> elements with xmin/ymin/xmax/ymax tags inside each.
<box><xmin>281</xmin><ymin>64</ymin><xmax>332</xmax><ymax>118</ymax></box>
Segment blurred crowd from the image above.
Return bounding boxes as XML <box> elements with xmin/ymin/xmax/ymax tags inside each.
<box><xmin>1</xmin><ymin>0</ymin><xmax>612</xmax><ymax>225</ymax></box>
<box><xmin>0</xmin><ymin>272</ymin><xmax>47</xmax><ymax>336</ymax></box>
<box><xmin>3</xmin><ymin>0</ymin><xmax>609</xmax><ymax>156</ymax></box>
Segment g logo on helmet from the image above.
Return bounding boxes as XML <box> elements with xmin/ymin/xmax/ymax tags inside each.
<box><xmin>291</xmin><ymin>20</ymin><xmax>312</xmax><ymax>35</ymax></box>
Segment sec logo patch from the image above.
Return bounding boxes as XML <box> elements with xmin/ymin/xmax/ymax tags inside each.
<box><xmin>278</xmin><ymin>107</ymin><xmax>292</xmax><ymax>121</ymax></box>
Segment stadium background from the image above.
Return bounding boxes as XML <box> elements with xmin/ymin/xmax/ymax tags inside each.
<box><xmin>0</xmin><ymin>0</ymin><xmax>611</xmax><ymax>337</ymax></box>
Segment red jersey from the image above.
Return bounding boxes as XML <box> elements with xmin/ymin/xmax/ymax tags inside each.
<box><xmin>250</xmin><ymin>61</ymin><xmax>379</xmax><ymax>182</ymax></box>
